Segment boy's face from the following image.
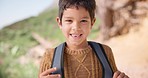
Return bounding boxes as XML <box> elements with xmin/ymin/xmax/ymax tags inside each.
<box><xmin>57</xmin><ymin>6</ymin><xmax>95</xmax><ymax>48</ymax></box>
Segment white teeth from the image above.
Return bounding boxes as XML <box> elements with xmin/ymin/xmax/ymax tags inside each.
<box><xmin>70</xmin><ymin>34</ymin><xmax>82</xmax><ymax>37</ymax></box>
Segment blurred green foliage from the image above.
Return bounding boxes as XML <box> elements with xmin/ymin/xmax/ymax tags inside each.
<box><xmin>0</xmin><ymin>8</ymin><xmax>100</xmax><ymax>78</ymax></box>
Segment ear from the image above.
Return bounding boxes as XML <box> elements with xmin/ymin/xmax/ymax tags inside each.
<box><xmin>91</xmin><ymin>18</ymin><xmax>96</xmax><ymax>28</ymax></box>
<box><xmin>56</xmin><ymin>17</ymin><xmax>62</xmax><ymax>29</ymax></box>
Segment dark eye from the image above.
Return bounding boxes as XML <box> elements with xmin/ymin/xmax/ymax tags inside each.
<box><xmin>81</xmin><ymin>20</ymin><xmax>87</xmax><ymax>22</ymax></box>
<box><xmin>65</xmin><ymin>20</ymin><xmax>72</xmax><ymax>22</ymax></box>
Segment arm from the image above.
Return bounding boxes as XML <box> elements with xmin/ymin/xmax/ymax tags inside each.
<box><xmin>38</xmin><ymin>48</ymin><xmax>61</xmax><ymax>78</ymax></box>
<box><xmin>102</xmin><ymin>44</ymin><xmax>129</xmax><ymax>78</ymax></box>
<box><xmin>102</xmin><ymin>44</ymin><xmax>118</xmax><ymax>72</ymax></box>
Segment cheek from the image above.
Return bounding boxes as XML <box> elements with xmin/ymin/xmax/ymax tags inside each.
<box><xmin>61</xmin><ymin>26</ymin><xmax>70</xmax><ymax>34</ymax></box>
<box><xmin>61</xmin><ymin>29</ymin><xmax>68</xmax><ymax>37</ymax></box>
<box><xmin>81</xmin><ymin>22</ymin><xmax>92</xmax><ymax>27</ymax></box>
<box><xmin>82</xmin><ymin>25</ymin><xmax>92</xmax><ymax>31</ymax></box>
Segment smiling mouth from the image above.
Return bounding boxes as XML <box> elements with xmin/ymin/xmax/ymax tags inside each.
<box><xmin>70</xmin><ymin>34</ymin><xmax>83</xmax><ymax>37</ymax></box>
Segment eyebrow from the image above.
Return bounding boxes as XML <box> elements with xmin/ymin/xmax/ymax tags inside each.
<box><xmin>64</xmin><ymin>17</ymin><xmax>73</xmax><ymax>19</ymax></box>
<box><xmin>82</xmin><ymin>16</ymin><xmax>90</xmax><ymax>19</ymax></box>
<box><xmin>63</xmin><ymin>16</ymin><xmax>90</xmax><ymax>19</ymax></box>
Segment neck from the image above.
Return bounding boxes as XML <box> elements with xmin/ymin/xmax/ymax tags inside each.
<box><xmin>66</xmin><ymin>41</ymin><xmax>89</xmax><ymax>50</ymax></box>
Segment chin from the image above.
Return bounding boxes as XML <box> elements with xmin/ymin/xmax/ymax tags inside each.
<box><xmin>70</xmin><ymin>41</ymin><xmax>81</xmax><ymax>45</ymax></box>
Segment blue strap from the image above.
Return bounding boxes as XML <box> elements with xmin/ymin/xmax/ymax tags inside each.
<box><xmin>88</xmin><ymin>41</ymin><xmax>113</xmax><ymax>78</ymax></box>
<box><xmin>51</xmin><ymin>42</ymin><xmax>65</xmax><ymax>78</ymax></box>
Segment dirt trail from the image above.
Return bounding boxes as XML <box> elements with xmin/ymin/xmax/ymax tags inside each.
<box><xmin>99</xmin><ymin>17</ymin><xmax>148</xmax><ymax>78</ymax></box>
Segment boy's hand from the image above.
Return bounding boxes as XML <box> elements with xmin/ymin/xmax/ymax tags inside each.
<box><xmin>113</xmin><ymin>71</ymin><xmax>129</xmax><ymax>78</ymax></box>
<box><xmin>39</xmin><ymin>67</ymin><xmax>61</xmax><ymax>78</ymax></box>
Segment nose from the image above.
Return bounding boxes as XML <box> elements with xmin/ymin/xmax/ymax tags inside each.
<box><xmin>72</xmin><ymin>22</ymin><xmax>81</xmax><ymax>30</ymax></box>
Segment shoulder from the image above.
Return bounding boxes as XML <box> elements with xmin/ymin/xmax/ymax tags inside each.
<box><xmin>43</xmin><ymin>48</ymin><xmax>55</xmax><ymax>59</ymax></box>
<box><xmin>98</xmin><ymin>43</ymin><xmax>113</xmax><ymax>62</ymax></box>
<box><xmin>101</xmin><ymin>44</ymin><xmax>112</xmax><ymax>55</ymax></box>
<box><xmin>41</xmin><ymin>48</ymin><xmax>55</xmax><ymax>65</ymax></box>
<box><xmin>99</xmin><ymin>43</ymin><xmax>113</xmax><ymax>61</ymax></box>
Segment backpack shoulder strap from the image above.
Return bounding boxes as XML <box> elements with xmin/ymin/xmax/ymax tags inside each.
<box><xmin>50</xmin><ymin>42</ymin><xmax>65</xmax><ymax>78</ymax></box>
<box><xmin>51</xmin><ymin>41</ymin><xmax>113</xmax><ymax>78</ymax></box>
<box><xmin>88</xmin><ymin>41</ymin><xmax>113</xmax><ymax>78</ymax></box>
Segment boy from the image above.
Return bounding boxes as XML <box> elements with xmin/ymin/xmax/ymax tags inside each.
<box><xmin>39</xmin><ymin>0</ymin><xmax>129</xmax><ymax>78</ymax></box>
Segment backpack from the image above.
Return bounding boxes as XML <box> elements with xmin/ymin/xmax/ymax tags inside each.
<box><xmin>51</xmin><ymin>41</ymin><xmax>113</xmax><ymax>78</ymax></box>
